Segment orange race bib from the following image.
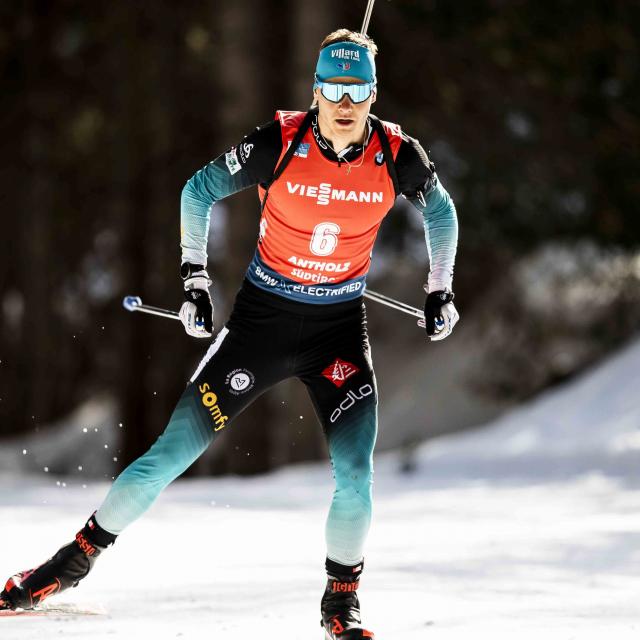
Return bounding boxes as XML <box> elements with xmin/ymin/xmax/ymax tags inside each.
<box><xmin>245</xmin><ymin>110</ymin><xmax>402</xmax><ymax>304</ymax></box>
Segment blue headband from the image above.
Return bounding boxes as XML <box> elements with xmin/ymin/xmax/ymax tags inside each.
<box><xmin>314</xmin><ymin>42</ymin><xmax>377</xmax><ymax>86</ymax></box>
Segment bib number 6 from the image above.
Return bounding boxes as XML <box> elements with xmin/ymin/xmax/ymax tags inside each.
<box><xmin>310</xmin><ymin>222</ymin><xmax>341</xmax><ymax>256</ymax></box>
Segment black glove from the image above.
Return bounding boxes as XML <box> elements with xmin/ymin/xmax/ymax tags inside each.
<box><xmin>179</xmin><ymin>263</ymin><xmax>213</xmax><ymax>337</ymax></box>
<box><xmin>422</xmin><ymin>289</ymin><xmax>458</xmax><ymax>339</ymax></box>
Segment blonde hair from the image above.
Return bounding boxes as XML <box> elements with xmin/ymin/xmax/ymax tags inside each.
<box><xmin>320</xmin><ymin>29</ymin><xmax>378</xmax><ymax>55</ymax></box>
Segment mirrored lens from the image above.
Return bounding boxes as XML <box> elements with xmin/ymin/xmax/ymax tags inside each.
<box><xmin>319</xmin><ymin>82</ymin><xmax>373</xmax><ymax>104</ymax></box>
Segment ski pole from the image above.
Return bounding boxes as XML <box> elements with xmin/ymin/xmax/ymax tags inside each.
<box><xmin>122</xmin><ymin>291</ymin><xmax>424</xmax><ymax>321</ymax></box>
<box><xmin>361</xmin><ymin>0</ymin><xmax>376</xmax><ymax>35</ymax></box>
<box><xmin>363</xmin><ymin>289</ymin><xmax>424</xmax><ymax>320</ymax></box>
<box><xmin>122</xmin><ymin>296</ymin><xmax>179</xmax><ymax>320</ymax></box>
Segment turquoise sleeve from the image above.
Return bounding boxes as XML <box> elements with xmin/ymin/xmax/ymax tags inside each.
<box><xmin>180</xmin><ymin>154</ymin><xmax>259</xmax><ymax>266</ymax></box>
<box><xmin>407</xmin><ymin>174</ymin><xmax>458</xmax><ymax>291</ymax></box>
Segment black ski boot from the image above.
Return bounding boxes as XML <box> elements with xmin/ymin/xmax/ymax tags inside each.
<box><xmin>0</xmin><ymin>513</ymin><xmax>116</xmax><ymax>610</ymax></box>
<box><xmin>320</xmin><ymin>558</ymin><xmax>374</xmax><ymax>639</ymax></box>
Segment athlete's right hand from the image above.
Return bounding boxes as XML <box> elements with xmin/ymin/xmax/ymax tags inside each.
<box><xmin>179</xmin><ymin>263</ymin><xmax>214</xmax><ymax>338</ymax></box>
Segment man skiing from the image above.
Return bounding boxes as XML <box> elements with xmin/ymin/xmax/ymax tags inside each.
<box><xmin>1</xmin><ymin>29</ymin><xmax>458</xmax><ymax>639</ymax></box>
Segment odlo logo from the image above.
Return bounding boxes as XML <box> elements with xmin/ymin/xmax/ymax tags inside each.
<box><xmin>330</xmin><ymin>384</ymin><xmax>374</xmax><ymax>423</ymax></box>
<box><xmin>198</xmin><ymin>383</ymin><xmax>229</xmax><ymax>432</ymax></box>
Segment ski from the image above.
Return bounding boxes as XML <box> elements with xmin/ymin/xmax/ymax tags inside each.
<box><xmin>0</xmin><ymin>602</ymin><xmax>107</xmax><ymax>617</ymax></box>
<box><xmin>321</xmin><ymin>618</ymin><xmax>375</xmax><ymax>639</ymax></box>
<box><xmin>323</xmin><ymin>630</ymin><xmax>374</xmax><ymax>640</ymax></box>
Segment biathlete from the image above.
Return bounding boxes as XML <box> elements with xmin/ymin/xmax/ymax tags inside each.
<box><xmin>1</xmin><ymin>29</ymin><xmax>459</xmax><ymax>639</ymax></box>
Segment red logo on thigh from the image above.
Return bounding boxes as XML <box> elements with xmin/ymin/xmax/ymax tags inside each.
<box><xmin>322</xmin><ymin>358</ymin><xmax>359</xmax><ymax>388</ymax></box>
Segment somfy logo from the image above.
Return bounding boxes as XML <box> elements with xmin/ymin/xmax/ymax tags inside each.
<box><xmin>198</xmin><ymin>383</ymin><xmax>229</xmax><ymax>431</ymax></box>
<box><xmin>330</xmin><ymin>384</ymin><xmax>374</xmax><ymax>423</ymax></box>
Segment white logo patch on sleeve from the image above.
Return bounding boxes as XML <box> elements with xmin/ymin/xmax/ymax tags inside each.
<box><xmin>225</xmin><ymin>148</ymin><xmax>242</xmax><ymax>175</ymax></box>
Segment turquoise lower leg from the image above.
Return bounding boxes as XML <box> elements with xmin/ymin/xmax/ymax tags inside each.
<box><xmin>325</xmin><ymin>398</ymin><xmax>378</xmax><ymax>565</ymax></box>
<box><xmin>95</xmin><ymin>387</ymin><xmax>212</xmax><ymax>534</ymax></box>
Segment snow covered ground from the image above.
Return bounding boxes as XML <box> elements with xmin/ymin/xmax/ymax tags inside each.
<box><xmin>1</xmin><ymin>338</ymin><xmax>639</xmax><ymax>639</ymax></box>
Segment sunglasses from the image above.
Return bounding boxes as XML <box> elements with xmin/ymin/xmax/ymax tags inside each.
<box><xmin>315</xmin><ymin>79</ymin><xmax>376</xmax><ymax>104</ymax></box>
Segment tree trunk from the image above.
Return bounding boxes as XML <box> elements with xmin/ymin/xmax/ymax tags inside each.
<box><xmin>201</xmin><ymin>0</ymin><xmax>276</xmax><ymax>475</ymax></box>
<box><xmin>268</xmin><ymin>0</ymin><xmax>335</xmax><ymax>467</ymax></box>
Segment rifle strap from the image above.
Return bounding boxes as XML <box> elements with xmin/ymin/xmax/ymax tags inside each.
<box><xmin>368</xmin><ymin>114</ymin><xmax>400</xmax><ymax>196</ymax></box>
<box><xmin>260</xmin><ymin>108</ymin><xmax>316</xmax><ymax>211</ymax></box>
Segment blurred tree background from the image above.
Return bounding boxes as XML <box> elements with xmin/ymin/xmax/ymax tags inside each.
<box><xmin>1</xmin><ymin>1</ymin><xmax>638</xmax><ymax>476</ymax></box>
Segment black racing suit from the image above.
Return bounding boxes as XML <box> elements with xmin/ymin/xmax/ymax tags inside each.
<box><xmin>94</xmin><ymin>114</ymin><xmax>457</xmax><ymax>566</ymax></box>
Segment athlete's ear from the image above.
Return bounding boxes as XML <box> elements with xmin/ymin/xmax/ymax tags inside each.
<box><xmin>310</xmin><ymin>87</ymin><xmax>320</xmax><ymax>109</ymax></box>
<box><xmin>371</xmin><ymin>89</ymin><xmax>377</xmax><ymax>105</ymax></box>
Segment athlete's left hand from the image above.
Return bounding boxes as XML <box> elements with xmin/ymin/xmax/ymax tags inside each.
<box><xmin>419</xmin><ymin>286</ymin><xmax>459</xmax><ymax>341</ymax></box>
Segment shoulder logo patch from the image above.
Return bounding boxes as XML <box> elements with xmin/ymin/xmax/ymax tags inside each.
<box><xmin>225</xmin><ymin>148</ymin><xmax>242</xmax><ymax>175</ymax></box>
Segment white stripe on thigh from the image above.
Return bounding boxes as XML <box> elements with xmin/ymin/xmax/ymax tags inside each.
<box><xmin>190</xmin><ymin>327</ymin><xmax>229</xmax><ymax>382</ymax></box>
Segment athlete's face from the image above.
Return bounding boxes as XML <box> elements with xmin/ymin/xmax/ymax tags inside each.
<box><xmin>314</xmin><ymin>76</ymin><xmax>376</xmax><ymax>146</ymax></box>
